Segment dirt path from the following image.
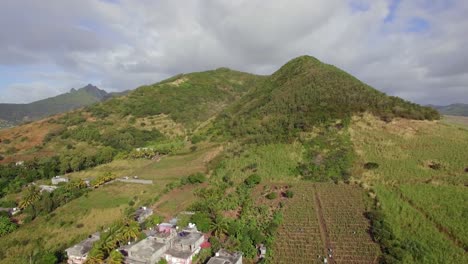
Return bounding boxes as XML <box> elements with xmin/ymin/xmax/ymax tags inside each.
<box><xmin>396</xmin><ymin>188</ymin><xmax>467</xmax><ymax>252</ymax></box>
<box><xmin>313</xmin><ymin>185</ymin><xmax>336</xmax><ymax>264</ymax></box>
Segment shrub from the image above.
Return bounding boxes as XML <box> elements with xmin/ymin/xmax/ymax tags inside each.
<box><xmin>5</xmin><ymin>147</ymin><xmax>17</xmax><ymax>155</ymax></box>
<box><xmin>190</xmin><ymin>212</ymin><xmax>212</xmax><ymax>232</ymax></box>
<box><xmin>284</xmin><ymin>190</ymin><xmax>294</xmax><ymax>198</ymax></box>
<box><xmin>364</xmin><ymin>162</ymin><xmax>380</xmax><ymax>170</ymax></box>
<box><xmin>2</xmin><ymin>139</ymin><xmax>11</xmax><ymax>144</ymax></box>
<box><xmin>187</xmin><ymin>173</ymin><xmax>207</xmax><ymax>184</ymax></box>
<box><xmin>76</xmin><ymin>223</ymin><xmax>84</xmax><ymax>228</ymax></box>
<box><xmin>244</xmin><ymin>174</ymin><xmax>261</xmax><ymax>187</ymax></box>
<box><xmin>428</xmin><ymin>162</ymin><xmax>442</xmax><ymax>170</ymax></box>
<box><xmin>266</xmin><ymin>192</ymin><xmax>278</xmax><ymax>200</ymax></box>
<box><xmin>191</xmin><ymin>135</ymin><xmax>206</xmax><ymax>144</ymax></box>
<box><xmin>0</xmin><ymin>155</ymin><xmax>3</xmax><ymax>161</ymax></box>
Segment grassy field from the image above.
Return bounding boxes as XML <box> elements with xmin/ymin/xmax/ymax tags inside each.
<box><xmin>399</xmin><ymin>184</ymin><xmax>468</xmax><ymax>248</ymax></box>
<box><xmin>214</xmin><ymin>143</ymin><xmax>304</xmax><ymax>182</ymax></box>
<box><xmin>350</xmin><ymin>114</ymin><xmax>468</xmax><ymax>263</ymax></box>
<box><xmin>442</xmin><ymin>115</ymin><xmax>468</xmax><ymax>127</ymax></box>
<box><xmin>350</xmin><ymin>114</ymin><xmax>468</xmax><ymax>184</ymax></box>
<box><xmin>0</xmin><ymin>144</ymin><xmax>219</xmax><ymax>264</ymax></box>
<box><xmin>272</xmin><ymin>182</ymin><xmax>380</xmax><ymax>264</ymax></box>
<box><xmin>375</xmin><ymin>185</ymin><xmax>467</xmax><ymax>263</ymax></box>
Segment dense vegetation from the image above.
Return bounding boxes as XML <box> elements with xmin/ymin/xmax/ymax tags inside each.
<box><xmin>86</xmin><ymin>69</ymin><xmax>265</xmax><ymax>127</ymax></box>
<box><xmin>212</xmin><ymin>56</ymin><xmax>439</xmax><ymax>143</ymax></box>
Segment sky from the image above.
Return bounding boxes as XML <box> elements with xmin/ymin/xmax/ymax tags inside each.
<box><xmin>0</xmin><ymin>0</ymin><xmax>467</xmax><ymax>105</ymax></box>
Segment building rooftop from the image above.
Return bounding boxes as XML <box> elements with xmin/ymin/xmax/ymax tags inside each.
<box><xmin>172</xmin><ymin>231</ymin><xmax>203</xmax><ymax>246</ymax></box>
<box><xmin>127</xmin><ymin>238</ymin><xmax>166</xmax><ymax>260</ymax></box>
<box><xmin>207</xmin><ymin>249</ymin><xmax>243</xmax><ymax>264</ymax></box>
<box><xmin>165</xmin><ymin>248</ymin><xmax>194</xmax><ymax>259</ymax></box>
<box><xmin>65</xmin><ymin>233</ymin><xmax>100</xmax><ymax>257</ymax></box>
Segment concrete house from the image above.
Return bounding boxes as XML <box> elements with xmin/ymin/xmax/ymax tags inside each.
<box><xmin>124</xmin><ymin>237</ymin><xmax>170</xmax><ymax>264</ymax></box>
<box><xmin>123</xmin><ymin>224</ymin><xmax>205</xmax><ymax>264</ymax></box>
<box><xmin>207</xmin><ymin>249</ymin><xmax>243</xmax><ymax>264</ymax></box>
<box><xmin>39</xmin><ymin>185</ymin><xmax>58</xmax><ymax>193</ymax></box>
<box><xmin>164</xmin><ymin>227</ymin><xmax>204</xmax><ymax>264</ymax></box>
<box><xmin>134</xmin><ymin>206</ymin><xmax>154</xmax><ymax>223</ymax></box>
<box><xmin>52</xmin><ymin>176</ymin><xmax>69</xmax><ymax>185</ymax></box>
<box><xmin>65</xmin><ymin>233</ymin><xmax>101</xmax><ymax>264</ymax></box>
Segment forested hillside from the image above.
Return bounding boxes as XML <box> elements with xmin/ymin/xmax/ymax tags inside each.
<box><xmin>0</xmin><ymin>84</ymin><xmax>111</xmax><ymax>125</ymax></box>
<box><xmin>213</xmin><ymin>56</ymin><xmax>439</xmax><ymax>143</ymax></box>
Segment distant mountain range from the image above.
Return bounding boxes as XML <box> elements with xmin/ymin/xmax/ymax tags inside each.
<box><xmin>0</xmin><ymin>84</ymin><xmax>126</xmax><ymax>126</ymax></box>
<box><xmin>429</xmin><ymin>103</ymin><xmax>468</xmax><ymax>117</ymax></box>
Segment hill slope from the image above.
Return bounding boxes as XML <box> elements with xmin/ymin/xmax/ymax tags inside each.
<box><xmin>429</xmin><ymin>103</ymin><xmax>468</xmax><ymax>116</ymax></box>
<box><xmin>213</xmin><ymin>56</ymin><xmax>439</xmax><ymax>142</ymax></box>
<box><xmin>0</xmin><ymin>84</ymin><xmax>111</xmax><ymax>124</ymax></box>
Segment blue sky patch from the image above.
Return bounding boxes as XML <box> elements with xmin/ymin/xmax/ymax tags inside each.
<box><xmin>406</xmin><ymin>17</ymin><xmax>430</xmax><ymax>32</ymax></box>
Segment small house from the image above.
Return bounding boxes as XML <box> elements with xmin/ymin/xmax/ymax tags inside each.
<box><xmin>258</xmin><ymin>244</ymin><xmax>267</xmax><ymax>259</ymax></box>
<box><xmin>65</xmin><ymin>232</ymin><xmax>101</xmax><ymax>264</ymax></box>
<box><xmin>39</xmin><ymin>185</ymin><xmax>58</xmax><ymax>193</ymax></box>
<box><xmin>163</xmin><ymin>228</ymin><xmax>204</xmax><ymax>264</ymax></box>
<box><xmin>135</xmin><ymin>206</ymin><xmax>153</xmax><ymax>223</ymax></box>
<box><xmin>207</xmin><ymin>249</ymin><xmax>243</xmax><ymax>264</ymax></box>
<box><xmin>52</xmin><ymin>176</ymin><xmax>69</xmax><ymax>185</ymax></box>
<box><xmin>124</xmin><ymin>237</ymin><xmax>169</xmax><ymax>264</ymax></box>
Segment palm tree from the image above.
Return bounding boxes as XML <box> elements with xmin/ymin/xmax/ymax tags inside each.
<box><xmin>210</xmin><ymin>215</ymin><xmax>229</xmax><ymax>238</ymax></box>
<box><xmin>19</xmin><ymin>186</ymin><xmax>41</xmax><ymax>209</ymax></box>
<box><xmin>100</xmin><ymin>225</ymin><xmax>121</xmax><ymax>254</ymax></box>
<box><xmin>85</xmin><ymin>246</ymin><xmax>105</xmax><ymax>264</ymax></box>
<box><xmin>119</xmin><ymin>219</ymin><xmax>140</xmax><ymax>243</ymax></box>
<box><xmin>107</xmin><ymin>250</ymin><xmax>124</xmax><ymax>264</ymax></box>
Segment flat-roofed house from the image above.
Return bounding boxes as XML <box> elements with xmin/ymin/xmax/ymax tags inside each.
<box><xmin>207</xmin><ymin>249</ymin><xmax>243</xmax><ymax>264</ymax></box>
<box><xmin>52</xmin><ymin>176</ymin><xmax>69</xmax><ymax>185</ymax></box>
<box><xmin>65</xmin><ymin>233</ymin><xmax>101</xmax><ymax>264</ymax></box>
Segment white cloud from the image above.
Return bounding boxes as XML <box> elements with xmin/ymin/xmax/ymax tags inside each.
<box><xmin>0</xmin><ymin>0</ymin><xmax>467</xmax><ymax>104</ymax></box>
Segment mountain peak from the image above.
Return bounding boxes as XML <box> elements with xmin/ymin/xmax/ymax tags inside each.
<box><xmin>272</xmin><ymin>55</ymin><xmax>323</xmax><ymax>83</ymax></box>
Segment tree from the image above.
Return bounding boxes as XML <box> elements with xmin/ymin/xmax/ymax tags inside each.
<box><xmin>190</xmin><ymin>212</ymin><xmax>212</xmax><ymax>232</ymax></box>
<box><xmin>210</xmin><ymin>216</ymin><xmax>229</xmax><ymax>238</ymax></box>
<box><xmin>119</xmin><ymin>220</ymin><xmax>140</xmax><ymax>243</ymax></box>
<box><xmin>244</xmin><ymin>174</ymin><xmax>261</xmax><ymax>187</ymax></box>
<box><xmin>108</xmin><ymin>250</ymin><xmax>124</xmax><ymax>264</ymax></box>
<box><xmin>19</xmin><ymin>185</ymin><xmax>41</xmax><ymax>209</ymax></box>
<box><xmin>0</xmin><ymin>216</ymin><xmax>17</xmax><ymax>236</ymax></box>
<box><xmin>85</xmin><ymin>246</ymin><xmax>104</xmax><ymax>264</ymax></box>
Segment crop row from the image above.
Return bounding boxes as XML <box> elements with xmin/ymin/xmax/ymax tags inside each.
<box><xmin>272</xmin><ymin>182</ymin><xmax>324</xmax><ymax>263</ymax></box>
<box><xmin>315</xmin><ymin>183</ymin><xmax>380</xmax><ymax>263</ymax></box>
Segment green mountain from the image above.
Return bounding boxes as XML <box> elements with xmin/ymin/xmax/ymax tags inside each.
<box><xmin>0</xmin><ymin>84</ymin><xmax>112</xmax><ymax>125</ymax></box>
<box><xmin>429</xmin><ymin>103</ymin><xmax>468</xmax><ymax>116</ymax></box>
<box><xmin>213</xmin><ymin>56</ymin><xmax>439</xmax><ymax>142</ymax></box>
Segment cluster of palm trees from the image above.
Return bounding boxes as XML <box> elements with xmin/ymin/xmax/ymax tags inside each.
<box><xmin>85</xmin><ymin>219</ymin><xmax>141</xmax><ymax>264</ymax></box>
<box><xmin>91</xmin><ymin>173</ymin><xmax>115</xmax><ymax>188</ymax></box>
